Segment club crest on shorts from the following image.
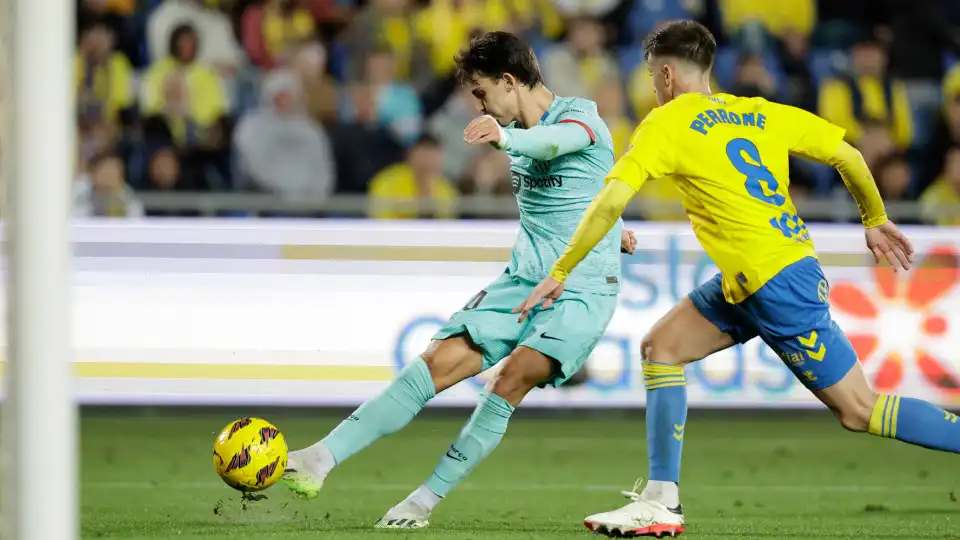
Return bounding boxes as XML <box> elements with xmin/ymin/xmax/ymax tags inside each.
<box><xmin>817</xmin><ymin>279</ymin><xmax>829</xmax><ymax>303</ymax></box>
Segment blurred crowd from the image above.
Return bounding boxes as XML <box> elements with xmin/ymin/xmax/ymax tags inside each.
<box><xmin>73</xmin><ymin>0</ymin><xmax>960</xmax><ymax>224</ymax></box>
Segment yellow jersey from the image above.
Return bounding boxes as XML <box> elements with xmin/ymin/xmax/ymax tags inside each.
<box><xmin>919</xmin><ymin>177</ymin><xmax>960</xmax><ymax>226</ymax></box>
<box><xmin>368</xmin><ymin>164</ymin><xmax>458</xmax><ymax>220</ymax></box>
<box><xmin>609</xmin><ymin>92</ymin><xmax>849</xmax><ymax>303</ymax></box>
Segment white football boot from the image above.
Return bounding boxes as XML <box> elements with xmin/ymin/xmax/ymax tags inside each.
<box><xmin>583</xmin><ymin>479</ymin><xmax>685</xmax><ymax>538</ymax></box>
<box><xmin>280</xmin><ymin>447</ymin><xmax>328</xmax><ymax>500</ymax></box>
<box><xmin>374</xmin><ymin>496</ymin><xmax>432</xmax><ymax>529</ymax></box>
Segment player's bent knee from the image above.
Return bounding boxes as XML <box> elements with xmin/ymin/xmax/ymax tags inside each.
<box><xmin>489</xmin><ymin>348</ymin><xmax>553</xmax><ymax>406</ymax></box>
<box><xmin>489</xmin><ymin>372</ymin><xmax>530</xmax><ymax>407</ymax></box>
<box><xmin>421</xmin><ymin>336</ymin><xmax>483</xmax><ymax>393</ymax></box>
<box><xmin>642</xmin><ymin>297</ymin><xmax>736</xmax><ymax>366</ymax></box>
<box><xmin>640</xmin><ymin>332</ymin><xmax>686</xmax><ymax>366</ymax></box>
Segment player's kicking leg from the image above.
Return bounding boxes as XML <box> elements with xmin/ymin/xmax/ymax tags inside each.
<box><xmin>281</xmin><ymin>336</ymin><xmax>482</xmax><ymax>499</ymax></box>
<box><xmin>584</xmin><ymin>277</ymin><xmax>746</xmax><ymax>538</ymax></box>
<box><xmin>373</xmin><ymin>345</ymin><xmax>554</xmax><ymax>529</ymax></box>
<box><xmin>377</xmin><ymin>286</ymin><xmax>616</xmax><ymax>529</ymax></box>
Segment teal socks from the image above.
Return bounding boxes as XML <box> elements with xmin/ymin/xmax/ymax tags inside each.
<box><xmin>318</xmin><ymin>362</ymin><xmax>519</xmax><ymax>503</ymax></box>
<box><xmin>322</xmin><ymin>358</ymin><xmax>436</xmax><ymax>463</ymax></box>
<box><xmin>424</xmin><ymin>392</ymin><xmax>515</xmax><ymax>497</ymax></box>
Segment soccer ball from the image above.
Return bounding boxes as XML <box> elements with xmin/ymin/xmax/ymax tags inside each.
<box><xmin>212</xmin><ymin>417</ymin><xmax>288</xmax><ymax>492</ymax></box>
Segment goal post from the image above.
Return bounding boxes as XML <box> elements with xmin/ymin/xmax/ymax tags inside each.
<box><xmin>2</xmin><ymin>0</ymin><xmax>76</xmax><ymax>538</ymax></box>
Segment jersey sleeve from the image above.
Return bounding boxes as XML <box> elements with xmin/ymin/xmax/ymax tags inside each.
<box><xmin>606</xmin><ymin>108</ymin><xmax>676</xmax><ymax>192</ymax></box>
<box><xmin>555</xmin><ymin>106</ymin><xmax>599</xmax><ymax>146</ymax></box>
<box><xmin>770</xmin><ymin>101</ymin><xmax>846</xmax><ymax>163</ymax></box>
<box><xmin>556</xmin><ymin>99</ymin><xmax>610</xmax><ymax>144</ymax></box>
<box><xmin>501</xmin><ymin>101</ymin><xmax>605</xmax><ymax>160</ymax></box>
<box><xmin>501</xmin><ymin>123</ymin><xmax>593</xmax><ymax>160</ymax></box>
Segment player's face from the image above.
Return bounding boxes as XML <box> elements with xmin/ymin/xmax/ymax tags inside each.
<box><xmin>467</xmin><ymin>76</ymin><xmax>517</xmax><ymax>126</ymax></box>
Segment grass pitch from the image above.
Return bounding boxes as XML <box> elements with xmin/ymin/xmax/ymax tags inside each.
<box><xmin>80</xmin><ymin>409</ymin><xmax>959</xmax><ymax>539</ymax></box>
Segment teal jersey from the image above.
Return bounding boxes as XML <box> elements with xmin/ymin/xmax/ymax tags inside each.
<box><xmin>507</xmin><ymin>96</ymin><xmax>622</xmax><ymax>294</ymax></box>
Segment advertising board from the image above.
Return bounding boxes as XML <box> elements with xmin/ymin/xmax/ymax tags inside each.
<box><xmin>3</xmin><ymin>219</ymin><xmax>957</xmax><ymax>407</ymax></box>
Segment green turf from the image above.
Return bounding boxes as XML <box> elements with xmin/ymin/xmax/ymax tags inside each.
<box><xmin>79</xmin><ymin>410</ymin><xmax>960</xmax><ymax>539</ymax></box>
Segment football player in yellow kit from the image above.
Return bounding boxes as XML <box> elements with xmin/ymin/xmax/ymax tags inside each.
<box><xmin>516</xmin><ymin>20</ymin><xmax>957</xmax><ymax>539</ymax></box>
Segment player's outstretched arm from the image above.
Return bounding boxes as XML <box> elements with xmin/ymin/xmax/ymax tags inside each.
<box><xmin>776</xmin><ymin>102</ymin><xmax>915</xmax><ymax>270</ymax></box>
<box><xmin>827</xmin><ymin>140</ymin><xmax>915</xmax><ymax>270</ymax></box>
<box><xmin>827</xmin><ymin>141</ymin><xmax>888</xmax><ymax>228</ymax></box>
<box><xmin>463</xmin><ymin>115</ymin><xmax>593</xmax><ymax>160</ymax></box>
<box><xmin>513</xmin><ymin>179</ymin><xmax>636</xmax><ymax>321</ymax></box>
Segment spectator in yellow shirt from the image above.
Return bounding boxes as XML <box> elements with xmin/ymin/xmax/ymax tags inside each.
<box><xmin>369</xmin><ymin>134</ymin><xmax>458</xmax><ymax>219</ymax></box>
<box><xmin>818</xmin><ymin>39</ymin><xmax>913</xmax><ymax>149</ymax></box>
<box><xmin>75</xmin><ymin>22</ymin><xmax>133</xmax><ymax>127</ymax></box>
<box><xmin>920</xmin><ymin>146</ymin><xmax>960</xmax><ymax>226</ymax></box>
<box><xmin>488</xmin><ymin>0</ymin><xmax>562</xmax><ymax>42</ymax></box>
<box><xmin>141</xmin><ymin>24</ymin><xmax>229</xmax><ymax>148</ymax></box>
<box><xmin>242</xmin><ymin>0</ymin><xmax>317</xmax><ymax>70</ymax></box>
<box><xmin>719</xmin><ymin>0</ymin><xmax>816</xmax><ymax>39</ymax></box>
<box><xmin>414</xmin><ymin>0</ymin><xmax>485</xmax><ymax>76</ymax></box>
<box><xmin>415</xmin><ymin>0</ymin><xmax>561</xmax><ymax>77</ymax></box>
<box><xmin>924</xmin><ymin>65</ymin><xmax>960</xmax><ymax>191</ymax></box>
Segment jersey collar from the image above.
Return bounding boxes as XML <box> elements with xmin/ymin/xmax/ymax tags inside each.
<box><xmin>539</xmin><ymin>94</ymin><xmax>560</xmax><ymax>125</ymax></box>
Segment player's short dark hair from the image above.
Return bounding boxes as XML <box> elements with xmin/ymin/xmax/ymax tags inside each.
<box><xmin>643</xmin><ymin>20</ymin><xmax>717</xmax><ymax>71</ymax></box>
<box><xmin>454</xmin><ymin>31</ymin><xmax>543</xmax><ymax>88</ymax></box>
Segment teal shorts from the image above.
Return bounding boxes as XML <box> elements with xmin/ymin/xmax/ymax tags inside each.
<box><xmin>433</xmin><ymin>270</ymin><xmax>617</xmax><ymax>387</ymax></box>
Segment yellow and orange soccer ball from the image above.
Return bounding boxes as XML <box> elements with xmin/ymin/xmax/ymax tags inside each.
<box><xmin>212</xmin><ymin>417</ymin><xmax>288</xmax><ymax>492</ymax></box>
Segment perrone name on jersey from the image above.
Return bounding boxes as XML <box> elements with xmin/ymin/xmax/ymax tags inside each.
<box><xmin>690</xmin><ymin>110</ymin><xmax>767</xmax><ymax>135</ymax></box>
